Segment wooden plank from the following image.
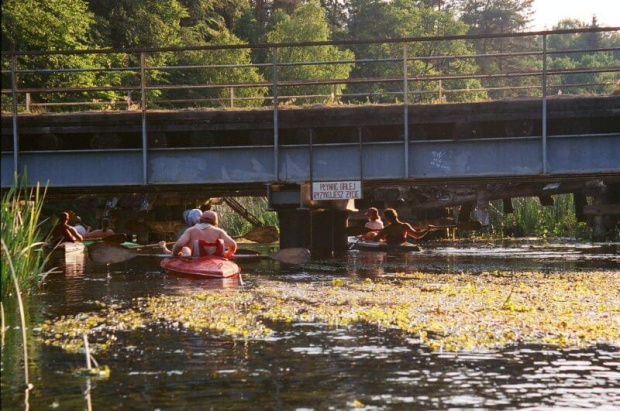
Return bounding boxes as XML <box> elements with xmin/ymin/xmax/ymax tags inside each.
<box><xmin>583</xmin><ymin>204</ymin><xmax>620</xmax><ymax>215</ymax></box>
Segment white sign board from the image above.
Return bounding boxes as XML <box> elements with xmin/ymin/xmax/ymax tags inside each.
<box><xmin>312</xmin><ymin>181</ymin><xmax>362</xmax><ymax>201</ymax></box>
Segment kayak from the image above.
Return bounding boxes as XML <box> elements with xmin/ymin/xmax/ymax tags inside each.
<box><xmin>44</xmin><ymin>241</ymin><xmax>86</xmax><ymax>259</ymax></box>
<box><xmin>160</xmin><ymin>256</ymin><xmax>241</xmax><ymax>278</ymax></box>
<box><xmin>348</xmin><ymin>236</ymin><xmax>421</xmax><ymax>252</ymax></box>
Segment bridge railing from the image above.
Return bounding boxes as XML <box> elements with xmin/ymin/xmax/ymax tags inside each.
<box><xmin>1</xmin><ymin>27</ymin><xmax>619</xmax><ymax>185</ymax></box>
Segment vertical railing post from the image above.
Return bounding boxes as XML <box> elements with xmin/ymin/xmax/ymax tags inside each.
<box><xmin>309</xmin><ymin>129</ymin><xmax>314</xmax><ymax>182</ymax></box>
<box><xmin>542</xmin><ymin>34</ymin><xmax>548</xmax><ymax>174</ymax></box>
<box><xmin>272</xmin><ymin>48</ymin><xmax>279</xmax><ymax>182</ymax></box>
<box><xmin>140</xmin><ymin>52</ymin><xmax>148</xmax><ymax>185</ymax></box>
<box><xmin>438</xmin><ymin>79</ymin><xmax>443</xmax><ymax>102</ymax></box>
<box><xmin>358</xmin><ymin>127</ymin><xmax>363</xmax><ymax>179</ymax></box>
<box><xmin>10</xmin><ymin>55</ymin><xmax>19</xmax><ymax>176</ymax></box>
<box><xmin>403</xmin><ymin>43</ymin><xmax>409</xmax><ymax>178</ymax></box>
<box><xmin>229</xmin><ymin>87</ymin><xmax>234</xmax><ymax>108</ymax></box>
<box><xmin>25</xmin><ymin>93</ymin><xmax>31</xmax><ymax>113</ymax></box>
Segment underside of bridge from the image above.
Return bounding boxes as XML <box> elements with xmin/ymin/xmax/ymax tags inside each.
<box><xmin>2</xmin><ymin>95</ymin><xmax>619</xmax><ymax>248</ymax></box>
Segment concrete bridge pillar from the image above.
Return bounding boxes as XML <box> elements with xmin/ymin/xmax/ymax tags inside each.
<box><xmin>278</xmin><ymin>209</ymin><xmax>311</xmax><ymax>250</ymax></box>
<box><xmin>277</xmin><ymin>208</ymin><xmax>349</xmax><ymax>256</ymax></box>
<box><xmin>311</xmin><ymin>210</ymin><xmax>334</xmax><ymax>257</ymax></box>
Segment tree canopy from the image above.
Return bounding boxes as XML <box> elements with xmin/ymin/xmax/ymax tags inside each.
<box><xmin>1</xmin><ymin>0</ymin><xmax>617</xmax><ymax>110</ymax></box>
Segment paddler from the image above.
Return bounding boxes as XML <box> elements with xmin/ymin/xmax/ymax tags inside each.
<box><xmin>361</xmin><ymin>207</ymin><xmax>384</xmax><ymax>240</ymax></box>
<box><xmin>158</xmin><ymin>208</ymin><xmax>202</xmax><ymax>253</ymax></box>
<box><xmin>169</xmin><ymin>210</ymin><xmax>237</xmax><ymax>258</ymax></box>
<box><xmin>374</xmin><ymin>208</ymin><xmax>434</xmax><ymax>245</ymax></box>
<box><xmin>85</xmin><ymin>218</ymin><xmax>115</xmax><ymax>239</ymax></box>
<box><xmin>45</xmin><ymin>212</ymin><xmax>83</xmax><ymax>246</ymax></box>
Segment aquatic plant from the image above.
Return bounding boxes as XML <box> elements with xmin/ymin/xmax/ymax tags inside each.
<box><xmin>1</xmin><ymin>174</ymin><xmax>48</xmax><ymax>298</ymax></box>
<box><xmin>37</xmin><ymin>270</ymin><xmax>619</xmax><ymax>354</ymax></box>
<box><xmin>489</xmin><ymin>194</ymin><xmax>594</xmax><ymax>239</ymax></box>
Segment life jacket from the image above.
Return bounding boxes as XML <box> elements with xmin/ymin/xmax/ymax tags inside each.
<box><xmin>192</xmin><ymin>238</ymin><xmax>225</xmax><ymax>258</ymax></box>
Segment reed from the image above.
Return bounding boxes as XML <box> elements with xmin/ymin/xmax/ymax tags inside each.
<box><xmin>490</xmin><ymin>194</ymin><xmax>592</xmax><ymax>239</ymax></box>
<box><xmin>1</xmin><ymin>174</ymin><xmax>48</xmax><ymax>298</ymax></box>
<box><xmin>212</xmin><ymin>197</ymin><xmax>279</xmax><ymax>236</ymax></box>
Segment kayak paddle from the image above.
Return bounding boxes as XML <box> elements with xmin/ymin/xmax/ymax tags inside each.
<box><xmin>88</xmin><ymin>243</ymin><xmax>310</xmax><ymax>265</ymax></box>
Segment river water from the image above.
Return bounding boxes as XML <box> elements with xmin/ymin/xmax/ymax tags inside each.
<box><xmin>1</xmin><ymin>240</ymin><xmax>619</xmax><ymax>410</ymax></box>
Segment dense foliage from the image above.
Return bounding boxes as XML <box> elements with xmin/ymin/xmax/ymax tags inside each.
<box><xmin>1</xmin><ymin>175</ymin><xmax>48</xmax><ymax>298</ymax></box>
<box><xmin>1</xmin><ymin>0</ymin><xmax>618</xmax><ymax>109</ymax></box>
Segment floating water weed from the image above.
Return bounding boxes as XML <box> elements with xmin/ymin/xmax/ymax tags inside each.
<box><xmin>37</xmin><ymin>271</ymin><xmax>619</xmax><ymax>354</ymax></box>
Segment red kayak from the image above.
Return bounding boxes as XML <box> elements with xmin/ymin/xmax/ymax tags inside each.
<box><xmin>160</xmin><ymin>256</ymin><xmax>241</xmax><ymax>278</ymax></box>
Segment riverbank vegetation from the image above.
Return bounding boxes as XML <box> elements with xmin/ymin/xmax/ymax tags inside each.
<box><xmin>37</xmin><ymin>270</ymin><xmax>619</xmax><ymax>354</ymax></box>
<box><xmin>489</xmin><ymin>194</ymin><xmax>595</xmax><ymax>239</ymax></box>
<box><xmin>213</xmin><ymin>197</ymin><xmax>279</xmax><ymax>237</ymax></box>
<box><xmin>1</xmin><ymin>176</ymin><xmax>48</xmax><ymax>298</ymax></box>
<box><xmin>2</xmin><ymin>0</ymin><xmax>618</xmax><ymax>111</ymax></box>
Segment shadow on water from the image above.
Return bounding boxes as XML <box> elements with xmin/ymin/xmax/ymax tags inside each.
<box><xmin>1</xmin><ymin>240</ymin><xmax>618</xmax><ymax>409</ymax></box>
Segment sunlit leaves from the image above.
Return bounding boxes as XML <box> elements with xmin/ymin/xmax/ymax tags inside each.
<box><xmin>37</xmin><ymin>270</ymin><xmax>619</xmax><ymax>354</ymax></box>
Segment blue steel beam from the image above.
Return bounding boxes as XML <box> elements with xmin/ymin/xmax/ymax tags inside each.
<box><xmin>3</xmin><ymin>133</ymin><xmax>616</xmax><ymax>189</ymax></box>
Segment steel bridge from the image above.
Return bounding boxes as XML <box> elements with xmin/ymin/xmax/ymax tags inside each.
<box><xmin>1</xmin><ymin>27</ymin><xmax>619</xmax><ymax>195</ymax></box>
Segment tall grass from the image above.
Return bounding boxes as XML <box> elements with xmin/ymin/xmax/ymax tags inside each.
<box><xmin>1</xmin><ymin>175</ymin><xmax>48</xmax><ymax>298</ymax></box>
<box><xmin>489</xmin><ymin>194</ymin><xmax>592</xmax><ymax>239</ymax></box>
<box><xmin>212</xmin><ymin>197</ymin><xmax>279</xmax><ymax>236</ymax></box>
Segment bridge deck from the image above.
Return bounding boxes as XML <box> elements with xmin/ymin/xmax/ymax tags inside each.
<box><xmin>2</xmin><ymin>96</ymin><xmax>619</xmax><ymax>193</ymax></box>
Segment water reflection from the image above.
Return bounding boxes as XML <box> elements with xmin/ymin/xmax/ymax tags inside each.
<box><xmin>2</xmin><ymin>240</ymin><xmax>619</xmax><ymax>409</ymax></box>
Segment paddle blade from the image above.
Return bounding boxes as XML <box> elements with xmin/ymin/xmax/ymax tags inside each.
<box><xmin>241</xmin><ymin>226</ymin><xmax>279</xmax><ymax>243</ymax></box>
<box><xmin>268</xmin><ymin>248</ymin><xmax>310</xmax><ymax>265</ymax></box>
<box><xmin>88</xmin><ymin>243</ymin><xmax>136</xmax><ymax>265</ymax></box>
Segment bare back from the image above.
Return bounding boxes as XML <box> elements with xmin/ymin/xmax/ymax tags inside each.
<box><xmin>173</xmin><ymin>223</ymin><xmax>237</xmax><ymax>257</ymax></box>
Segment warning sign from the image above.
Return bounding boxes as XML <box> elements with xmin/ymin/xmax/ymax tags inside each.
<box><xmin>312</xmin><ymin>181</ymin><xmax>362</xmax><ymax>201</ymax></box>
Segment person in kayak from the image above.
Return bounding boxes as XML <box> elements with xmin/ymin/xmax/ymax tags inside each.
<box><xmin>158</xmin><ymin>208</ymin><xmax>203</xmax><ymax>253</ymax></box>
<box><xmin>45</xmin><ymin>212</ymin><xmax>83</xmax><ymax>245</ymax></box>
<box><xmin>374</xmin><ymin>208</ymin><xmax>434</xmax><ymax>245</ymax></box>
<box><xmin>170</xmin><ymin>210</ymin><xmax>237</xmax><ymax>258</ymax></box>
<box><xmin>73</xmin><ymin>216</ymin><xmax>91</xmax><ymax>237</ymax></box>
<box><xmin>85</xmin><ymin>218</ymin><xmax>115</xmax><ymax>239</ymax></box>
<box><xmin>361</xmin><ymin>207</ymin><xmax>384</xmax><ymax>240</ymax></box>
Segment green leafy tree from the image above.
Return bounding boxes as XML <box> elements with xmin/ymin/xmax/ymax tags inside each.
<box><xmin>547</xmin><ymin>18</ymin><xmax>619</xmax><ymax>96</ymax></box>
<box><xmin>346</xmin><ymin>0</ymin><xmax>486</xmax><ymax>103</ymax></box>
<box><xmin>455</xmin><ymin>0</ymin><xmax>540</xmax><ymax>98</ymax></box>
<box><xmin>265</xmin><ymin>1</ymin><xmax>355</xmax><ymax>104</ymax></box>
<box><xmin>1</xmin><ymin>0</ymin><xmax>121</xmax><ymax>109</ymax></box>
<box><xmin>163</xmin><ymin>27</ymin><xmax>267</xmax><ymax>108</ymax></box>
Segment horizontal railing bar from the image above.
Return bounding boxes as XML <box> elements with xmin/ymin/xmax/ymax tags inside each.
<box><xmin>11</xmin><ymin>80</ymin><xmax>611</xmax><ymax>110</ymax></box>
<box><xmin>2</xmin><ymin>27</ymin><xmax>617</xmax><ymax>57</ymax></box>
<box><xmin>15</xmin><ymin>67</ymin><xmax>140</xmax><ymax>74</ymax></box>
<box><xmin>146</xmin><ymin>62</ymin><xmax>272</xmax><ymax>71</ymax></box>
<box><xmin>3</xmin><ymin>64</ymin><xmax>616</xmax><ymax>95</ymax></box>
<box><xmin>8</xmin><ymin>46</ymin><xmax>619</xmax><ymax>77</ymax></box>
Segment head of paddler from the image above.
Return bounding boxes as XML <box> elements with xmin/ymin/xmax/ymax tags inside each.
<box><xmin>366</xmin><ymin>207</ymin><xmax>380</xmax><ymax>221</ymax></box>
<box><xmin>101</xmin><ymin>218</ymin><xmax>112</xmax><ymax>230</ymax></box>
<box><xmin>59</xmin><ymin>212</ymin><xmax>70</xmax><ymax>224</ymax></box>
<box><xmin>185</xmin><ymin>208</ymin><xmax>202</xmax><ymax>227</ymax></box>
<box><xmin>200</xmin><ymin>210</ymin><xmax>218</xmax><ymax>226</ymax></box>
<box><xmin>383</xmin><ymin>208</ymin><xmax>398</xmax><ymax>225</ymax></box>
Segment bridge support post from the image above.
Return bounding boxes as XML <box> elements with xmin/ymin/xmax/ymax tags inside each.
<box><xmin>10</xmin><ymin>55</ymin><xmax>19</xmax><ymax>176</ymax></box>
<box><xmin>542</xmin><ymin>34</ymin><xmax>548</xmax><ymax>174</ymax></box>
<box><xmin>140</xmin><ymin>51</ymin><xmax>148</xmax><ymax>185</ymax></box>
<box><xmin>332</xmin><ymin>210</ymin><xmax>349</xmax><ymax>254</ymax></box>
<box><xmin>311</xmin><ymin>210</ymin><xmax>334</xmax><ymax>257</ymax></box>
<box><xmin>278</xmin><ymin>209</ymin><xmax>311</xmax><ymax>250</ymax></box>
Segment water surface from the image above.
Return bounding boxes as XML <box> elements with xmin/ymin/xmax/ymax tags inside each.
<box><xmin>1</xmin><ymin>240</ymin><xmax>618</xmax><ymax>410</ymax></box>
